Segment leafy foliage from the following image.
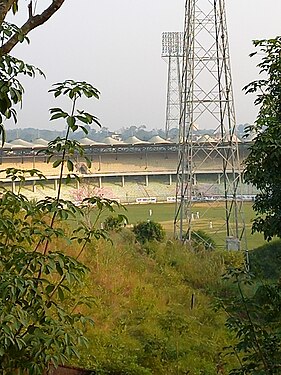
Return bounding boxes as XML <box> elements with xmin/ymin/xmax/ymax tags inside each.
<box><xmin>0</xmin><ymin>20</ymin><xmax>30</xmax><ymax>46</ymax></box>
<box><xmin>103</xmin><ymin>214</ymin><xmax>127</xmax><ymax>232</ymax></box>
<box><xmin>0</xmin><ymin>8</ymin><xmax>133</xmax><ymax>375</ymax></box>
<box><xmin>244</xmin><ymin>37</ymin><xmax>281</xmax><ymax>240</ymax></box>
<box><xmin>249</xmin><ymin>240</ymin><xmax>281</xmax><ymax>280</ymax></box>
<box><xmin>218</xmin><ymin>267</ymin><xmax>281</xmax><ymax>374</ymax></box>
<box><xmin>0</xmin><ymin>187</ymin><xmax>94</xmax><ymax>374</ymax></box>
<box><xmin>0</xmin><ymin>77</ymin><xmax>123</xmax><ymax>374</ymax></box>
<box><xmin>218</xmin><ymin>37</ymin><xmax>281</xmax><ymax>375</ymax></box>
<box><xmin>0</xmin><ymin>54</ymin><xmax>44</xmax><ymax>144</ymax></box>
<box><xmin>133</xmin><ymin>220</ymin><xmax>165</xmax><ymax>244</ymax></box>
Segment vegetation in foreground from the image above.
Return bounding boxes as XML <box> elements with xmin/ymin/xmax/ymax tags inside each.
<box><xmin>71</xmin><ymin>228</ymin><xmax>243</xmax><ymax>374</ymax></box>
<box><xmin>68</xmin><ymin>225</ymin><xmax>281</xmax><ymax>375</ymax></box>
<box><xmin>1</xmin><ymin>3</ymin><xmax>281</xmax><ymax>373</ymax></box>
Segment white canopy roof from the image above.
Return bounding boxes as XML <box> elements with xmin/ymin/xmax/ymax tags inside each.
<box><xmin>148</xmin><ymin>136</ymin><xmax>171</xmax><ymax>144</ymax></box>
<box><xmin>33</xmin><ymin>138</ymin><xmax>49</xmax><ymax>146</ymax></box>
<box><xmin>102</xmin><ymin>137</ymin><xmax>125</xmax><ymax>145</ymax></box>
<box><xmin>10</xmin><ymin>139</ymin><xmax>34</xmax><ymax>148</ymax></box>
<box><xmin>1</xmin><ymin>142</ymin><xmax>13</xmax><ymax>150</ymax></box>
<box><xmin>79</xmin><ymin>137</ymin><xmax>105</xmax><ymax>146</ymax></box>
<box><xmin>123</xmin><ymin>136</ymin><xmax>149</xmax><ymax>145</ymax></box>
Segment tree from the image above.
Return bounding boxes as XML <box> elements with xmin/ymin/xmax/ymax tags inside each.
<box><xmin>0</xmin><ymin>0</ymin><xmax>65</xmax><ymax>55</ymax></box>
<box><xmin>0</xmin><ymin>79</ymin><xmax>125</xmax><ymax>374</ymax></box>
<box><xmin>0</xmin><ymin>3</ymin><xmax>127</xmax><ymax>373</ymax></box>
<box><xmin>243</xmin><ymin>37</ymin><xmax>281</xmax><ymax>241</ymax></box>
<box><xmin>0</xmin><ymin>0</ymin><xmax>67</xmax><ymax>145</ymax></box>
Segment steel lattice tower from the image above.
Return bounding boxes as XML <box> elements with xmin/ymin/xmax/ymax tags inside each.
<box><xmin>162</xmin><ymin>32</ymin><xmax>183</xmax><ymax>139</ymax></box>
<box><xmin>174</xmin><ymin>0</ymin><xmax>247</xmax><ymax>251</ymax></box>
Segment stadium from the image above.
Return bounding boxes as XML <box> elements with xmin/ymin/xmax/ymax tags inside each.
<box><xmin>0</xmin><ymin>135</ymin><xmax>255</xmax><ymax>203</ymax></box>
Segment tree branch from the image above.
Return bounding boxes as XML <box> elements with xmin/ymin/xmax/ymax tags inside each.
<box><xmin>28</xmin><ymin>1</ymin><xmax>32</xmax><ymax>19</ymax></box>
<box><xmin>0</xmin><ymin>0</ymin><xmax>65</xmax><ymax>55</ymax></box>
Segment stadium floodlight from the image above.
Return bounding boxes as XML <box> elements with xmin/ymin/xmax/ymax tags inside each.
<box><xmin>162</xmin><ymin>32</ymin><xmax>183</xmax><ymax>139</ymax></box>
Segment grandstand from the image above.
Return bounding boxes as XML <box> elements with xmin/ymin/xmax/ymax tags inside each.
<box><xmin>0</xmin><ymin>136</ymin><xmax>254</xmax><ymax>202</ymax></box>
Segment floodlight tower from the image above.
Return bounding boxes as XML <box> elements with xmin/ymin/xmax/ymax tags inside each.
<box><xmin>174</xmin><ymin>0</ymin><xmax>247</xmax><ymax>251</ymax></box>
<box><xmin>162</xmin><ymin>32</ymin><xmax>183</xmax><ymax>139</ymax></box>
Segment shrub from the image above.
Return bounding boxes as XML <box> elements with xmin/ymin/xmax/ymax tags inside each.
<box><xmin>104</xmin><ymin>214</ymin><xmax>127</xmax><ymax>232</ymax></box>
<box><xmin>133</xmin><ymin>221</ymin><xmax>165</xmax><ymax>245</ymax></box>
<box><xmin>249</xmin><ymin>239</ymin><xmax>281</xmax><ymax>280</ymax></box>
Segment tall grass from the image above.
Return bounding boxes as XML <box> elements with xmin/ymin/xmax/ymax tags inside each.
<box><xmin>65</xmin><ymin>230</ymin><xmax>242</xmax><ymax>374</ymax></box>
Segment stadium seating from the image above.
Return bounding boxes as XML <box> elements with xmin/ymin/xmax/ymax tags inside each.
<box><xmin>0</xmin><ymin>144</ymin><xmax>249</xmax><ymax>202</ymax></box>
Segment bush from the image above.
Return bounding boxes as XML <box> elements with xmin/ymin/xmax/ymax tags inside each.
<box><xmin>103</xmin><ymin>214</ymin><xmax>127</xmax><ymax>232</ymax></box>
<box><xmin>249</xmin><ymin>239</ymin><xmax>281</xmax><ymax>280</ymax></box>
<box><xmin>133</xmin><ymin>221</ymin><xmax>165</xmax><ymax>245</ymax></box>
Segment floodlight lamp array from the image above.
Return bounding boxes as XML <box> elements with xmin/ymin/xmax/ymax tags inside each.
<box><xmin>162</xmin><ymin>32</ymin><xmax>184</xmax><ymax>57</ymax></box>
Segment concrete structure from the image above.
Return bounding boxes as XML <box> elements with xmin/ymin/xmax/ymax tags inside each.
<box><xmin>0</xmin><ymin>138</ymin><xmax>249</xmax><ymax>191</ymax></box>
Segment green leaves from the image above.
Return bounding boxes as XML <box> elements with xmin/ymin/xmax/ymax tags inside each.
<box><xmin>77</xmin><ymin>109</ymin><xmax>102</xmax><ymax>128</ymax></box>
<box><xmin>0</xmin><ymin>69</ymin><xmax>112</xmax><ymax>372</ymax></box>
<box><xmin>243</xmin><ymin>37</ymin><xmax>281</xmax><ymax>240</ymax></box>
<box><xmin>49</xmin><ymin>103</ymin><xmax>101</xmax><ymax>134</ymax></box>
<box><xmin>104</xmin><ymin>214</ymin><xmax>128</xmax><ymax>232</ymax></box>
<box><xmin>0</xmin><ymin>189</ymin><xmax>93</xmax><ymax>374</ymax></box>
<box><xmin>49</xmin><ymin>79</ymin><xmax>100</xmax><ymax>100</ymax></box>
<box><xmin>0</xmin><ymin>54</ymin><xmax>44</xmax><ymax>145</ymax></box>
<box><xmin>49</xmin><ymin>108</ymin><xmax>68</xmax><ymax>120</ymax></box>
<box><xmin>46</xmin><ymin>80</ymin><xmax>102</xmax><ymax>190</ymax></box>
<box><xmin>67</xmin><ymin>115</ymin><xmax>76</xmax><ymax>129</ymax></box>
<box><xmin>12</xmin><ymin>2</ymin><xmax>19</xmax><ymax>15</ymax></box>
<box><xmin>133</xmin><ymin>221</ymin><xmax>165</xmax><ymax>245</ymax></box>
<box><xmin>0</xmin><ymin>21</ymin><xmax>30</xmax><ymax>45</ymax></box>
<box><xmin>2</xmin><ymin>167</ymin><xmax>46</xmax><ymax>182</ymax></box>
<box><xmin>220</xmin><ymin>267</ymin><xmax>281</xmax><ymax>374</ymax></box>
<box><xmin>0</xmin><ymin>13</ymin><xmax>112</xmax><ymax>374</ymax></box>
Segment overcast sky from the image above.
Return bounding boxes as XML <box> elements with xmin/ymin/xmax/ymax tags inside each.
<box><xmin>9</xmin><ymin>0</ymin><xmax>281</xmax><ymax>133</ymax></box>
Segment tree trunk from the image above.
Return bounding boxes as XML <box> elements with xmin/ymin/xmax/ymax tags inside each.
<box><xmin>0</xmin><ymin>0</ymin><xmax>16</xmax><ymax>25</ymax></box>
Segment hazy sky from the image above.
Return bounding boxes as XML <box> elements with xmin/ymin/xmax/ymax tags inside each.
<box><xmin>9</xmin><ymin>0</ymin><xmax>281</xmax><ymax>132</ymax></box>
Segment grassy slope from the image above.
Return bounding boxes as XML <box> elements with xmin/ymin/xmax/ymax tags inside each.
<box><xmin>71</xmin><ymin>231</ymin><xmax>243</xmax><ymax>374</ymax></box>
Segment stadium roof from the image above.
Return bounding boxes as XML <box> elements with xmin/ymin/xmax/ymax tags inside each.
<box><xmin>10</xmin><ymin>139</ymin><xmax>34</xmax><ymax>147</ymax></box>
<box><xmin>102</xmin><ymin>136</ymin><xmax>125</xmax><ymax>145</ymax></box>
<box><xmin>224</xmin><ymin>134</ymin><xmax>241</xmax><ymax>143</ymax></box>
<box><xmin>197</xmin><ymin>134</ymin><xmax>216</xmax><ymax>143</ymax></box>
<box><xmin>1</xmin><ymin>136</ymin><xmax>171</xmax><ymax>150</ymax></box>
<box><xmin>0</xmin><ymin>134</ymin><xmax>248</xmax><ymax>152</ymax></box>
<box><xmin>148</xmin><ymin>136</ymin><xmax>171</xmax><ymax>144</ymax></box>
<box><xmin>213</xmin><ymin>133</ymin><xmax>241</xmax><ymax>143</ymax></box>
<box><xmin>33</xmin><ymin>138</ymin><xmax>49</xmax><ymax>146</ymax></box>
<box><xmin>2</xmin><ymin>142</ymin><xmax>13</xmax><ymax>150</ymax></box>
<box><xmin>79</xmin><ymin>137</ymin><xmax>105</xmax><ymax>146</ymax></box>
<box><xmin>123</xmin><ymin>136</ymin><xmax>149</xmax><ymax>145</ymax></box>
